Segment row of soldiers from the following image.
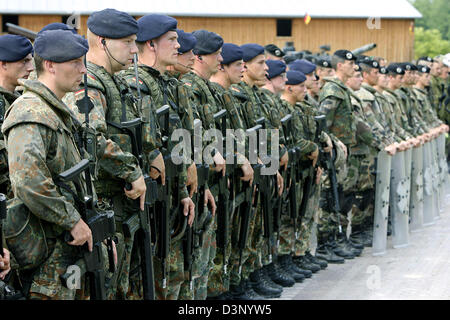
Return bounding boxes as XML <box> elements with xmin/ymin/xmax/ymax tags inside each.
<box><xmin>0</xmin><ymin>8</ymin><xmax>449</xmax><ymax>300</ymax></box>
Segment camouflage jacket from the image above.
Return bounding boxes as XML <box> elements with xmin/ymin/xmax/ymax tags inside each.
<box><xmin>412</xmin><ymin>87</ymin><xmax>442</xmax><ymax>128</ymax></box>
<box><xmin>230</xmin><ymin>81</ymin><xmax>288</xmax><ymax>160</ymax></box>
<box><xmin>429</xmin><ymin>75</ymin><xmax>443</xmax><ymax>112</ymax></box>
<box><xmin>318</xmin><ymin>77</ymin><xmax>357</xmax><ymax>148</ymax></box>
<box><xmin>0</xmin><ymin>87</ymin><xmax>20</xmax><ymax>189</ymax></box>
<box><xmin>63</xmin><ymin>62</ymin><xmax>142</xmax><ymax>198</ymax></box>
<box><xmin>349</xmin><ymin>91</ymin><xmax>386</xmax><ymax>154</ymax></box>
<box><xmin>2</xmin><ymin>80</ymin><xmax>87</xmax><ymax>234</ymax></box>
<box><xmin>355</xmin><ymin>85</ymin><xmax>396</xmax><ymax>145</ymax></box>
<box><xmin>395</xmin><ymin>87</ymin><xmax>428</xmax><ymax>135</ymax></box>
<box><xmin>383</xmin><ymin>89</ymin><xmax>414</xmax><ymax>139</ymax></box>
<box><xmin>374</xmin><ymin>89</ymin><xmax>403</xmax><ymax>143</ymax></box>
<box><xmin>121</xmin><ymin>65</ymin><xmax>192</xmax><ymax>199</ymax></box>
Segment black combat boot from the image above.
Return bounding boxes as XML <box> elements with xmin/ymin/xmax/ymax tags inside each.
<box><xmin>315</xmin><ymin>243</ymin><xmax>345</xmax><ymax>264</ymax></box>
<box><xmin>249</xmin><ymin>268</ymin><xmax>282</xmax><ymax>299</ymax></box>
<box><xmin>305</xmin><ymin>251</ymin><xmax>328</xmax><ymax>269</ymax></box>
<box><xmin>285</xmin><ymin>255</ymin><xmax>313</xmax><ymax>278</ymax></box>
<box><xmin>336</xmin><ymin>233</ymin><xmax>362</xmax><ymax>257</ymax></box>
<box><xmin>278</xmin><ymin>255</ymin><xmax>305</xmax><ymax>282</ymax></box>
<box><xmin>230</xmin><ymin>279</ymin><xmax>264</xmax><ymax>300</ymax></box>
<box><xmin>265</xmin><ymin>262</ymin><xmax>295</xmax><ymax>287</ymax></box>
<box><xmin>330</xmin><ymin>234</ymin><xmax>356</xmax><ymax>259</ymax></box>
<box><xmin>293</xmin><ymin>255</ymin><xmax>321</xmax><ymax>273</ymax></box>
<box><xmin>261</xmin><ymin>265</ymin><xmax>284</xmax><ymax>291</ymax></box>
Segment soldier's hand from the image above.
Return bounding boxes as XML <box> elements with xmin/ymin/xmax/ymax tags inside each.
<box><xmin>240</xmin><ymin>159</ymin><xmax>254</xmax><ymax>186</ymax></box>
<box><xmin>204</xmin><ymin>189</ymin><xmax>217</xmax><ymax>217</ymax></box>
<box><xmin>279</xmin><ymin>151</ymin><xmax>289</xmax><ymax>171</ymax></box>
<box><xmin>186</xmin><ymin>163</ymin><xmax>198</xmax><ymax>197</ymax></box>
<box><xmin>150</xmin><ymin>153</ymin><xmax>165</xmax><ymax>185</ymax></box>
<box><xmin>315</xmin><ymin>167</ymin><xmax>323</xmax><ymax>185</ymax></box>
<box><xmin>0</xmin><ymin>248</ymin><xmax>11</xmax><ymax>280</ymax></box>
<box><xmin>181</xmin><ymin>197</ymin><xmax>196</xmax><ymax>226</ymax></box>
<box><xmin>384</xmin><ymin>144</ymin><xmax>397</xmax><ymax>156</ymax></box>
<box><xmin>323</xmin><ymin>136</ymin><xmax>333</xmax><ymax>155</ymax></box>
<box><xmin>276</xmin><ymin>171</ymin><xmax>284</xmax><ymax>196</ymax></box>
<box><xmin>308</xmin><ymin>148</ymin><xmax>319</xmax><ymax>167</ymax></box>
<box><xmin>125</xmin><ymin>175</ymin><xmax>147</xmax><ymax>211</ymax></box>
<box><xmin>337</xmin><ymin>140</ymin><xmax>347</xmax><ymax>159</ymax></box>
<box><xmin>69</xmin><ymin>219</ymin><xmax>93</xmax><ymax>252</ymax></box>
<box><xmin>442</xmin><ymin>124</ymin><xmax>449</xmax><ymax>133</ymax></box>
<box><xmin>212</xmin><ymin>152</ymin><xmax>226</xmax><ymax>177</ymax></box>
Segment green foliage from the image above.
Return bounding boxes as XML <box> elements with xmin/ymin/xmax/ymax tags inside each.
<box><xmin>410</xmin><ymin>0</ymin><xmax>450</xmax><ymax>40</ymax></box>
<box><xmin>414</xmin><ymin>27</ymin><xmax>450</xmax><ymax>59</ymax></box>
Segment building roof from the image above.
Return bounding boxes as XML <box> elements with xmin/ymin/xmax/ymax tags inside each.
<box><xmin>1</xmin><ymin>0</ymin><xmax>422</xmax><ymax>19</ymax></box>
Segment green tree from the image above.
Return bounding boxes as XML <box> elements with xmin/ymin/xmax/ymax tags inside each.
<box><xmin>414</xmin><ymin>27</ymin><xmax>450</xmax><ymax>59</ymax></box>
<box><xmin>410</xmin><ymin>0</ymin><xmax>450</xmax><ymax>40</ymax></box>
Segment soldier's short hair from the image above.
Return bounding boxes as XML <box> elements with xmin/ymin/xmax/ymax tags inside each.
<box><xmin>331</xmin><ymin>55</ymin><xmax>345</xmax><ymax>70</ymax></box>
<box><xmin>34</xmin><ymin>54</ymin><xmax>44</xmax><ymax>77</ymax></box>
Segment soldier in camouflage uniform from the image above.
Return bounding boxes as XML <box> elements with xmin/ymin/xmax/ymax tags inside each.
<box><xmin>64</xmin><ymin>9</ymin><xmax>148</xmax><ymax>300</ymax></box>
<box><xmin>180</xmin><ymin>29</ymin><xmax>228</xmax><ymax>300</ymax></box>
<box><xmin>119</xmin><ymin>14</ymin><xmax>196</xmax><ymax>300</ymax></box>
<box><xmin>230</xmin><ymin>43</ymin><xmax>287</xmax><ymax>298</ymax></box>
<box><xmin>317</xmin><ymin>49</ymin><xmax>361</xmax><ymax>262</ymax></box>
<box><xmin>315</xmin><ymin>57</ymin><xmax>335</xmax><ymax>89</ymax></box>
<box><xmin>347</xmin><ymin>64</ymin><xmax>398</xmax><ymax>248</ymax></box>
<box><xmin>2</xmin><ymin>30</ymin><xmax>97</xmax><ymax>300</ymax></box>
<box><xmin>207</xmin><ymin>43</ymin><xmax>260</xmax><ymax>299</ymax></box>
<box><xmin>0</xmin><ymin>35</ymin><xmax>34</xmax><ymax>198</ymax></box>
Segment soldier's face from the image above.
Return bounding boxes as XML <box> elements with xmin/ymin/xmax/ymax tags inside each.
<box><xmin>390</xmin><ymin>74</ymin><xmax>403</xmax><ymax>87</ymax></box>
<box><xmin>270</xmin><ymin>73</ymin><xmax>287</xmax><ymax>94</ymax></box>
<box><xmin>245</xmin><ymin>55</ymin><xmax>268</xmax><ymax>82</ymax></box>
<box><xmin>305</xmin><ymin>73</ymin><xmax>315</xmax><ymax>89</ymax></box>
<box><xmin>340</xmin><ymin>60</ymin><xmax>355</xmax><ymax>77</ymax></box>
<box><xmin>441</xmin><ymin>66</ymin><xmax>449</xmax><ymax>79</ymax></box>
<box><xmin>154</xmin><ymin>31</ymin><xmax>180</xmax><ymax>67</ymax></box>
<box><xmin>293</xmin><ymin>83</ymin><xmax>306</xmax><ymax>102</ymax></box>
<box><xmin>431</xmin><ymin>62</ymin><xmax>441</xmax><ymax>76</ymax></box>
<box><xmin>368</xmin><ymin>68</ymin><xmax>379</xmax><ymax>85</ymax></box>
<box><xmin>310</xmin><ymin>79</ymin><xmax>320</xmax><ymax>95</ymax></box>
<box><xmin>347</xmin><ymin>72</ymin><xmax>363</xmax><ymax>91</ymax></box>
<box><xmin>176</xmin><ymin>50</ymin><xmax>195</xmax><ymax>74</ymax></box>
<box><xmin>105</xmin><ymin>35</ymin><xmax>138</xmax><ymax>70</ymax></box>
<box><xmin>224</xmin><ymin>59</ymin><xmax>244</xmax><ymax>84</ymax></box>
<box><xmin>53</xmin><ymin>56</ymin><xmax>87</xmax><ymax>93</ymax></box>
<box><xmin>377</xmin><ymin>74</ymin><xmax>389</xmax><ymax>89</ymax></box>
<box><xmin>420</xmin><ymin>72</ymin><xmax>431</xmax><ymax>86</ymax></box>
<box><xmin>202</xmin><ymin>49</ymin><xmax>223</xmax><ymax>75</ymax></box>
<box><xmin>1</xmin><ymin>53</ymin><xmax>34</xmax><ymax>86</ymax></box>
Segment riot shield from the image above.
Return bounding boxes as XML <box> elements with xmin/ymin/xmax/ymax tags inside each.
<box><xmin>430</xmin><ymin>139</ymin><xmax>440</xmax><ymax>220</ymax></box>
<box><xmin>390</xmin><ymin>151</ymin><xmax>409</xmax><ymax>248</ymax></box>
<box><xmin>409</xmin><ymin>145</ymin><xmax>424</xmax><ymax>232</ymax></box>
<box><xmin>372</xmin><ymin>150</ymin><xmax>392</xmax><ymax>256</ymax></box>
<box><xmin>437</xmin><ymin>134</ymin><xmax>448</xmax><ymax>210</ymax></box>
<box><xmin>422</xmin><ymin>142</ymin><xmax>436</xmax><ymax>226</ymax></box>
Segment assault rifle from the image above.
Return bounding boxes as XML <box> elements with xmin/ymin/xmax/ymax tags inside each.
<box><xmin>58</xmin><ymin>55</ymin><xmax>115</xmax><ymax>300</ymax></box>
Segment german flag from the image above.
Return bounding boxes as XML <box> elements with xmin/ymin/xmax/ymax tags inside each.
<box><xmin>304</xmin><ymin>13</ymin><xmax>311</xmax><ymax>25</ymax></box>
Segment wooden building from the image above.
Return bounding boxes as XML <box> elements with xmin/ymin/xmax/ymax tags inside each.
<box><xmin>0</xmin><ymin>0</ymin><xmax>422</xmax><ymax>62</ymax></box>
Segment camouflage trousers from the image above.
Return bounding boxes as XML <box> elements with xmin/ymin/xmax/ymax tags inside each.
<box><xmin>154</xmin><ymin>239</ymin><xmax>185</xmax><ymax>300</ymax></box>
<box><xmin>241</xmin><ymin>202</ymin><xmax>265</xmax><ymax>279</ymax></box>
<box><xmin>277</xmin><ymin>180</ymin><xmax>303</xmax><ymax>256</ymax></box>
<box><xmin>179</xmin><ymin>209</ymin><xmax>216</xmax><ymax>300</ymax></box>
<box><xmin>28</xmin><ymin>239</ymin><xmax>86</xmax><ymax>300</ymax></box>
<box><xmin>295</xmin><ymin>183</ymin><xmax>321</xmax><ymax>256</ymax></box>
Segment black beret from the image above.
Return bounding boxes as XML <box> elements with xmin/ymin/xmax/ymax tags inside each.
<box><xmin>333</xmin><ymin>49</ymin><xmax>356</xmax><ymax>61</ymax></box>
<box><xmin>221</xmin><ymin>43</ymin><xmax>243</xmax><ymax>65</ymax></box>
<box><xmin>418</xmin><ymin>56</ymin><xmax>434</xmax><ymax>63</ymax></box>
<box><xmin>38</xmin><ymin>22</ymin><xmax>77</xmax><ymax>35</ymax></box>
<box><xmin>387</xmin><ymin>63</ymin><xmax>405</xmax><ymax>75</ymax></box>
<box><xmin>241</xmin><ymin>43</ymin><xmax>265</xmax><ymax>62</ymax></box>
<box><xmin>88</xmin><ymin>8</ymin><xmax>138</xmax><ymax>39</ymax></box>
<box><xmin>176</xmin><ymin>29</ymin><xmax>197</xmax><ymax>54</ymax></box>
<box><xmin>192</xmin><ymin>30</ymin><xmax>223</xmax><ymax>55</ymax></box>
<box><xmin>356</xmin><ymin>55</ymin><xmax>370</xmax><ymax>61</ymax></box>
<box><xmin>34</xmin><ymin>30</ymin><xmax>89</xmax><ymax>63</ymax></box>
<box><xmin>358</xmin><ymin>59</ymin><xmax>380</xmax><ymax>69</ymax></box>
<box><xmin>266</xmin><ymin>60</ymin><xmax>286</xmax><ymax>79</ymax></box>
<box><xmin>315</xmin><ymin>57</ymin><xmax>332</xmax><ymax>68</ymax></box>
<box><xmin>288</xmin><ymin>59</ymin><xmax>316</xmax><ymax>74</ymax></box>
<box><xmin>379</xmin><ymin>66</ymin><xmax>388</xmax><ymax>74</ymax></box>
<box><xmin>137</xmin><ymin>14</ymin><xmax>177</xmax><ymax>42</ymax></box>
<box><xmin>286</xmin><ymin>70</ymin><xmax>306</xmax><ymax>85</ymax></box>
<box><xmin>399</xmin><ymin>62</ymin><xmax>417</xmax><ymax>71</ymax></box>
<box><xmin>0</xmin><ymin>35</ymin><xmax>33</xmax><ymax>62</ymax></box>
<box><xmin>417</xmin><ymin>65</ymin><xmax>431</xmax><ymax>74</ymax></box>
<box><xmin>264</xmin><ymin>44</ymin><xmax>285</xmax><ymax>57</ymax></box>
